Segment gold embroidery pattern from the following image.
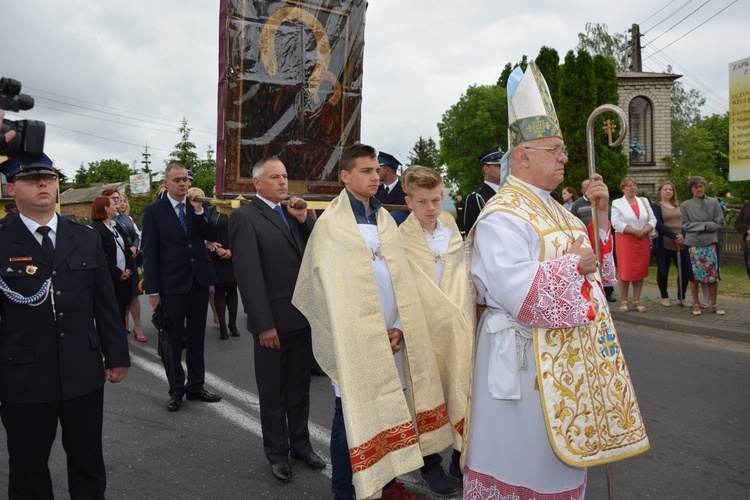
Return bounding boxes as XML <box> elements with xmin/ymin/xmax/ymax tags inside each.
<box><xmin>349</xmin><ymin>421</ymin><xmax>419</xmax><ymax>473</ymax></box>
<box><xmin>416</xmin><ymin>403</ymin><xmax>451</xmax><ymax>435</ymax></box>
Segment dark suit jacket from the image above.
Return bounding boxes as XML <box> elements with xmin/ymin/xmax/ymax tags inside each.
<box><xmin>0</xmin><ymin>216</ymin><xmax>130</xmax><ymax>403</ymax></box>
<box><xmin>89</xmin><ymin>220</ymin><xmax>135</xmax><ymax>283</ymax></box>
<box><xmin>375</xmin><ymin>180</ymin><xmax>407</xmax><ymax>206</ymax></box>
<box><xmin>229</xmin><ymin>198</ymin><xmax>314</xmax><ymax>336</ymax></box>
<box><xmin>464</xmin><ymin>182</ymin><xmax>497</xmax><ymax>231</ymax></box>
<box><xmin>141</xmin><ymin>195</ymin><xmax>217</xmax><ymax>295</ymax></box>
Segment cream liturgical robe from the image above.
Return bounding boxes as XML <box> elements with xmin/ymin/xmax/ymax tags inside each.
<box><xmin>399</xmin><ymin>211</ymin><xmax>474</xmax><ymax>451</ymax></box>
<box><xmin>292</xmin><ymin>190</ymin><xmax>453</xmax><ymax>500</ymax></box>
<box><xmin>463</xmin><ymin>176</ymin><xmax>649</xmax><ymax>497</ymax></box>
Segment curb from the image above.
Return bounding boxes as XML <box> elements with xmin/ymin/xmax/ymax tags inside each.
<box><xmin>610</xmin><ymin>311</ymin><xmax>750</xmax><ymax>344</ymax></box>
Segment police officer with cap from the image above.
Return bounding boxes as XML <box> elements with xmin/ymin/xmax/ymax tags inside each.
<box><xmin>463</xmin><ymin>146</ymin><xmax>504</xmax><ymax>232</ymax></box>
<box><xmin>374</xmin><ymin>151</ymin><xmax>408</xmax><ymax>225</ymax></box>
<box><xmin>0</xmin><ymin>118</ymin><xmax>130</xmax><ymax>499</ymax></box>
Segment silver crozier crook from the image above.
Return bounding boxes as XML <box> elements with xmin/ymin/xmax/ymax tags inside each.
<box><xmin>585</xmin><ymin>103</ymin><xmax>627</xmax><ymax>500</ymax></box>
<box><xmin>586</xmin><ymin>104</ymin><xmax>628</xmax><ymax>264</ymax></box>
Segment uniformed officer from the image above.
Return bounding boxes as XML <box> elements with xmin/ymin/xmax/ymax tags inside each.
<box><xmin>463</xmin><ymin>146</ymin><xmax>504</xmax><ymax>232</ymax></box>
<box><xmin>0</xmin><ymin>134</ymin><xmax>130</xmax><ymax>499</ymax></box>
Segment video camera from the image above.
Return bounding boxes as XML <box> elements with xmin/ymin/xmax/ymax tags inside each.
<box><xmin>0</xmin><ymin>77</ymin><xmax>46</xmax><ymax>162</ymax></box>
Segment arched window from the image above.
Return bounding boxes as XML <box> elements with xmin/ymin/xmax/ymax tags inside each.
<box><xmin>629</xmin><ymin>96</ymin><xmax>653</xmax><ymax>164</ymax></box>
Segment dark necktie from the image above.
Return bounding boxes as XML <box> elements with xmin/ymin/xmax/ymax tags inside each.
<box><xmin>177</xmin><ymin>202</ymin><xmax>188</xmax><ymax>234</ymax></box>
<box><xmin>36</xmin><ymin>226</ymin><xmax>54</xmax><ymax>260</ymax></box>
<box><xmin>385</xmin><ymin>186</ymin><xmax>390</xmax><ymax>195</ymax></box>
<box><xmin>273</xmin><ymin>205</ymin><xmax>291</xmax><ymax>231</ymax></box>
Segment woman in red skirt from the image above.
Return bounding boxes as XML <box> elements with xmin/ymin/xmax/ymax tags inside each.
<box><xmin>611</xmin><ymin>177</ymin><xmax>656</xmax><ymax>312</ymax></box>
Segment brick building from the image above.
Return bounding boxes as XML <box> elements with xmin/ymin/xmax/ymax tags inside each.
<box><xmin>617</xmin><ymin>71</ymin><xmax>681</xmax><ymax>199</ymax></box>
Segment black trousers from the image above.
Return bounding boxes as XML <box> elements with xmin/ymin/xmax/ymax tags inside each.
<box><xmin>113</xmin><ymin>277</ymin><xmax>131</xmax><ymax>328</ymax></box>
<box><xmin>0</xmin><ymin>388</ymin><xmax>106</xmax><ymax>500</ymax></box>
<box><xmin>254</xmin><ymin>326</ymin><xmax>313</xmax><ymax>463</ymax></box>
<box><xmin>161</xmin><ymin>279</ymin><xmax>209</xmax><ymax>397</ymax></box>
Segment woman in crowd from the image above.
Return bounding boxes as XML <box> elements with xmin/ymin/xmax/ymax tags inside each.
<box><xmin>611</xmin><ymin>177</ymin><xmax>656</xmax><ymax>312</ymax></box>
<box><xmin>102</xmin><ymin>188</ymin><xmax>146</xmax><ymax>342</ymax></box>
<box><xmin>89</xmin><ymin>196</ymin><xmax>133</xmax><ymax>328</ymax></box>
<box><xmin>205</xmin><ymin>186</ymin><xmax>240</xmax><ymax>340</ymax></box>
<box><xmin>651</xmin><ymin>181</ymin><xmax>690</xmax><ymax>306</ymax></box>
<box><xmin>681</xmin><ymin>176</ymin><xmax>726</xmax><ymax>315</ymax></box>
<box><xmin>734</xmin><ymin>199</ymin><xmax>750</xmax><ymax>280</ymax></box>
<box><xmin>561</xmin><ymin>186</ymin><xmax>578</xmax><ymax>211</ymax></box>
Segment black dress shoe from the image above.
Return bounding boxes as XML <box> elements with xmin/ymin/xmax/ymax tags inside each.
<box><xmin>229</xmin><ymin>327</ymin><xmax>241</xmax><ymax>337</ymax></box>
<box><xmin>186</xmin><ymin>389</ymin><xmax>222</xmax><ymax>402</ymax></box>
<box><xmin>290</xmin><ymin>450</ymin><xmax>326</xmax><ymax>470</ymax></box>
<box><xmin>271</xmin><ymin>461</ymin><xmax>292</xmax><ymax>482</ymax></box>
<box><xmin>220</xmin><ymin>328</ymin><xmax>229</xmax><ymax>340</ymax></box>
<box><xmin>167</xmin><ymin>395</ymin><xmax>182</xmax><ymax>412</ymax></box>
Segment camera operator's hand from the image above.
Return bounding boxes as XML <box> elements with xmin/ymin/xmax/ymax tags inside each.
<box><xmin>0</xmin><ymin>110</ymin><xmax>16</xmax><ymax>145</ymax></box>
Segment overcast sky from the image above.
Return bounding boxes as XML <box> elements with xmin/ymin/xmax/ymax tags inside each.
<box><xmin>3</xmin><ymin>0</ymin><xmax>745</xmax><ymax>180</ymax></box>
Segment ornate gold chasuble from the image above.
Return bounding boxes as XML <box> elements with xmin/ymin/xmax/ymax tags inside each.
<box><xmin>292</xmin><ymin>190</ymin><xmax>453</xmax><ymax>499</ymax></box>
<box><xmin>470</xmin><ymin>176</ymin><xmax>649</xmax><ymax>468</ymax></box>
<box><xmin>399</xmin><ymin>211</ymin><xmax>474</xmax><ymax>451</ymax></box>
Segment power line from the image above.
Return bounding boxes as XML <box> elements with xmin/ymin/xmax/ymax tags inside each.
<box><xmin>26</xmin><ymin>86</ymin><xmax>216</xmax><ymax>134</ymax></box>
<box><xmin>44</xmin><ymin>122</ymin><xmax>172</xmax><ymax>152</ymax></box>
<box><xmin>644</xmin><ymin>0</ymin><xmax>737</xmax><ymax>59</ymax></box>
<box><xmin>647</xmin><ymin>0</ymin><xmax>711</xmax><ymax>44</ymax></box>
<box><xmin>639</xmin><ymin>0</ymin><xmax>678</xmax><ymax>26</ymax></box>
<box><xmin>644</xmin><ymin>0</ymin><xmax>696</xmax><ymax>31</ymax></box>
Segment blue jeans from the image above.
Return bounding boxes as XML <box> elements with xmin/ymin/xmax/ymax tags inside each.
<box><xmin>331</xmin><ymin>397</ymin><xmax>355</xmax><ymax>500</ymax></box>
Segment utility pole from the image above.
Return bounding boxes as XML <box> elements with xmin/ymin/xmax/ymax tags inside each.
<box><xmin>628</xmin><ymin>23</ymin><xmax>642</xmax><ymax>72</ymax></box>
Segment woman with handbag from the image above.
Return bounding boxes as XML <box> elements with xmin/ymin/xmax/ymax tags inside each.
<box><xmin>611</xmin><ymin>177</ymin><xmax>656</xmax><ymax>312</ymax></box>
<box><xmin>651</xmin><ymin>181</ymin><xmax>690</xmax><ymax>306</ymax></box>
<box><xmin>681</xmin><ymin>176</ymin><xmax>726</xmax><ymax>315</ymax></box>
<box><xmin>102</xmin><ymin>188</ymin><xmax>146</xmax><ymax>342</ymax></box>
<box><xmin>89</xmin><ymin>196</ymin><xmax>134</xmax><ymax>328</ymax></box>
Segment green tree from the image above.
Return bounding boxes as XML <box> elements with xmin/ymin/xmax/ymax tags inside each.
<box><xmin>168</xmin><ymin>117</ymin><xmax>200</xmax><ymax>170</ymax></box>
<box><xmin>86</xmin><ymin>159</ymin><xmax>134</xmax><ymax>183</ymax></box>
<box><xmin>576</xmin><ymin>22</ymin><xmax>628</xmax><ymax>71</ymax></box>
<box><xmin>407</xmin><ymin>136</ymin><xmax>441</xmax><ymax>172</ymax></box>
<box><xmin>437</xmin><ymin>84</ymin><xmax>508</xmax><ymax>195</ymax></box>
<box><xmin>535</xmin><ymin>47</ymin><xmax>561</xmax><ymax>103</ymax></box>
<box><xmin>191</xmin><ymin>146</ymin><xmax>217</xmax><ymax>195</ymax></box>
<box><xmin>73</xmin><ymin>163</ymin><xmax>89</xmax><ymax>188</ymax></box>
<box><xmin>497</xmin><ymin>55</ymin><xmax>528</xmax><ymax>88</ymax></box>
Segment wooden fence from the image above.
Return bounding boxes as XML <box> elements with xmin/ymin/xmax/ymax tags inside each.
<box><xmin>719</xmin><ymin>228</ymin><xmax>745</xmax><ymax>265</ymax></box>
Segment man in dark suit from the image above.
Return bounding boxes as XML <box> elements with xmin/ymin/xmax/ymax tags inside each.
<box><xmin>229</xmin><ymin>156</ymin><xmax>324</xmax><ymax>483</ymax></box>
<box><xmin>141</xmin><ymin>163</ymin><xmax>221</xmax><ymax>412</ymax></box>
<box><xmin>0</xmin><ymin>201</ymin><xmax>18</xmax><ymax>224</ymax></box>
<box><xmin>0</xmin><ymin>148</ymin><xmax>130</xmax><ymax>499</ymax></box>
<box><xmin>463</xmin><ymin>146</ymin><xmax>504</xmax><ymax>232</ymax></box>
<box><xmin>374</xmin><ymin>151</ymin><xmax>408</xmax><ymax>225</ymax></box>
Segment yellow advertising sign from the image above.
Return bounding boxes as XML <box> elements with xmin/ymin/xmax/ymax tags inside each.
<box><xmin>729</xmin><ymin>56</ymin><xmax>750</xmax><ymax>181</ymax></box>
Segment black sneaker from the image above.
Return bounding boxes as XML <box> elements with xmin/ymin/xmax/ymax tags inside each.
<box><xmin>420</xmin><ymin>466</ymin><xmax>459</xmax><ymax>497</ymax></box>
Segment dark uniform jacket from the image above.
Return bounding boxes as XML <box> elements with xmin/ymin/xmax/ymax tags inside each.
<box><xmin>229</xmin><ymin>198</ymin><xmax>314</xmax><ymax>336</ymax></box>
<box><xmin>0</xmin><ymin>216</ymin><xmax>130</xmax><ymax>403</ymax></box>
<box><xmin>375</xmin><ymin>180</ymin><xmax>407</xmax><ymax>206</ymax></box>
<box><xmin>464</xmin><ymin>182</ymin><xmax>497</xmax><ymax>232</ymax></box>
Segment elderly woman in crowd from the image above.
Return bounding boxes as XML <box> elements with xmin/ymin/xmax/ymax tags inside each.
<box><xmin>611</xmin><ymin>176</ymin><xmax>656</xmax><ymax>312</ymax></box>
<box><xmin>735</xmin><ymin>199</ymin><xmax>750</xmax><ymax>280</ymax></box>
<box><xmin>651</xmin><ymin>181</ymin><xmax>690</xmax><ymax>307</ymax></box>
<box><xmin>89</xmin><ymin>196</ymin><xmax>133</xmax><ymax>328</ymax></box>
<box><xmin>681</xmin><ymin>176</ymin><xmax>726</xmax><ymax>315</ymax></box>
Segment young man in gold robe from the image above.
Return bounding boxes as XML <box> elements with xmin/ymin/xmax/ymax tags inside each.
<box><xmin>293</xmin><ymin>144</ymin><xmax>453</xmax><ymax>499</ymax></box>
<box><xmin>399</xmin><ymin>166</ymin><xmax>474</xmax><ymax>497</ymax></box>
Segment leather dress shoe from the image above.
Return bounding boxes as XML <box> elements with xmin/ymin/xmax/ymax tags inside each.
<box><xmin>271</xmin><ymin>461</ymin><xmax>292</xmax><ymax>482</ymax></box>
<box><xmin>167</xmin><ymin>395</ymin><xmax>182</xmax><ymax>412</ymax></box>
<box><xmin>229</xmin><ymin>327</ymin><xmax>241</xmax><ymax>337</ymax></box>
<box><xmin>290</xmin><ymin>450</ymin><xmax>326</xmax><ymax>470</ymax></box>
<box><xmin>186</xmin><ymin>389</ymin><xmax>222</xmax><ymax>402</ymax></box>
<box><xmin>220</xmin><ymin>328</ymin><xmax>229</xmax><ymax>340</ymax></box>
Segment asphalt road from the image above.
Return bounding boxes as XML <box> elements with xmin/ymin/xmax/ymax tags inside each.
<box><xmin>0</xmin><ymin>302</ymin><xmax>748</xmax><ymax>499</ymax></box>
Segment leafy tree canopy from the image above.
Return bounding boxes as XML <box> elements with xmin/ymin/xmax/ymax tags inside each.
<box><xmin>576</xmin><ymin>22</ymin><xmax>628</xmax><ymax>71</ymax></box>
<box><xmin>438</xmin><ymin>84</ymin><xmax>508</xmax><ymax>195</ymax></box>
<box><xmin>86</xmin><ymin>158</ymin><xmax>135</xmax><ymax>184</ymax></box>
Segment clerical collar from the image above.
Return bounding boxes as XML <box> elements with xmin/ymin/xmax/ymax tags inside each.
<box><xmin>346</xmin><ymin>189</ymin><xmax>382</xmax><ymax>225</ymax></box>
